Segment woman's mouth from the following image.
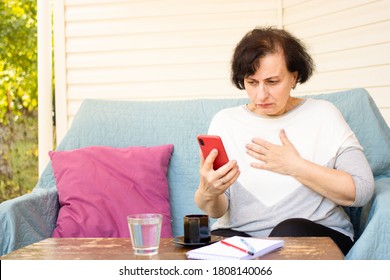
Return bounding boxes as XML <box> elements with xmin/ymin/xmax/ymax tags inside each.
<box><xmin>256</xmin><ymin>103</ymin><xmax>273</xmax><ymax>108</ymax></box>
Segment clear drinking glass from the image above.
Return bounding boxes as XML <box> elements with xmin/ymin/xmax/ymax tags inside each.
<box><xmin>127</xmin><ymin>213</ymin><xmax>162</xmax><ymax>256</ymax></box>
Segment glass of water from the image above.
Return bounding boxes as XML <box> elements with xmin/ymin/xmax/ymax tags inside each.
<box><xmin>127</xmin><ymin>213</ymin><xmax>162</xmax><ymax>256</ymax></box>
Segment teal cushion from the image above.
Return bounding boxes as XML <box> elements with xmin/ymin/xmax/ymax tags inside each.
<box><xmin>307</xmin><ymin>88</ymin><xmax>390</xmax><ymax>178</ymax></box>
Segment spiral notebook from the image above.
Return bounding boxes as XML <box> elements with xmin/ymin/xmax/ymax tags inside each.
<box><xmin>186</xmin><ymin>236</ymin><xmax>284</xmax><ymax>260</ymax></box>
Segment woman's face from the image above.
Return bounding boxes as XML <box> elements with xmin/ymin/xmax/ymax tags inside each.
<box><xmin>244</xmin><ymin>51</ymin><xmax>298</xmax><ymax>116</ymax></box>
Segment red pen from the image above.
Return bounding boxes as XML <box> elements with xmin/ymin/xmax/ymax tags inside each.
<box><xmin>221</xmin><ymin>240</ymin><xmax>254</xmax><ymax>255</ymax></box>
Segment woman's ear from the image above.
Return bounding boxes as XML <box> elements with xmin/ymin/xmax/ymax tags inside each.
<box><xmin>292</xmin><ymin>71</ymin><xmax>298</xmax><ymax>89</ymax></box>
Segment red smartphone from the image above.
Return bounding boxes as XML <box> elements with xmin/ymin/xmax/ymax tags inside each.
<box><xmin>197</xmin><ymin>135</ymin><xmax>229</xmax><ymax>170</ymax></box>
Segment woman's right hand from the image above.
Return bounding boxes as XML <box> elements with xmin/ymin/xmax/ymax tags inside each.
<box><xmin>195</xmin><ymin>149</ymin><xmax>240</xmax><ymax>218</ymax></box>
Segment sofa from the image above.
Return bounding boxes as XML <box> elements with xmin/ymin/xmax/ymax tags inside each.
<box><xmin>1</xmin><ymin>88</ymin><xmax>389</xmax><ymax>259</ymax></box>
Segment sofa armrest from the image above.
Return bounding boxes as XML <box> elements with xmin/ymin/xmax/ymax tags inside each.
<box><xmin>346</xmin><ymin>177</ymin><xmax>390</xmax><ymax>259</ymax></box>
<box><xmin>0</xmin><ymin>187</ymin><xmax>59</xmax><ymax>256</ymax></box>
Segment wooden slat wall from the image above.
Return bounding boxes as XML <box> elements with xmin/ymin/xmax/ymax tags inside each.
<box><xmin>283</xmin><ymin>0</ymin><xmax>390</xmax><ymax>124</ymax></box>
<box><xmin>55</xmin><ymin>0</ymin><xmax>278</xmax><ymax>141</ymax></box>
<box><xmin>54</xmin><ymin>0</ymin><xmax>390</xmax><ymax>142</ymax></box>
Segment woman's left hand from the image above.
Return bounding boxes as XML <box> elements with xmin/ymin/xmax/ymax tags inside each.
<box><xmin>246</xmin><ymin>129</ymin><xmax>359</xmax><ymax>206</ymax></box>
<box><xmin>246</xmin><ymin>129</ymin><xmax>302</xmax><ymax>176</ymax></box>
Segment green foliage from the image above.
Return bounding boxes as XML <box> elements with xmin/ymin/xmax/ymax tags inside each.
<box><xmin>0</xmin><ymin>0</ymin><xmax>37</xmax><ymax>123</ymax></box>
<box><xmin>0</xmin><ymin>111</ymin><xmax>38</xmax><ymax>201</ymax></box>
<box><xmin>0</xmin><ymin>0</ymin><xmax>38</xmax><ymax>202</ymax></box>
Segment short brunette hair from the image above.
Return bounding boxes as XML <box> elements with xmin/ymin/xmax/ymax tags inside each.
<box><xmin>231</xmin><ymin>27</ymin><xmax>315</xmax><ymax>90</ymax></box>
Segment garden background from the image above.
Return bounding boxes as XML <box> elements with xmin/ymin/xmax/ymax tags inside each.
<box><xmin>0</xmin><ymin>0</ymin><xmax>42</xmax><ymax>202</ymax></box>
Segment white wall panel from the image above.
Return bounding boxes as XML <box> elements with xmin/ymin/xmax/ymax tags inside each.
<box><xmin>306</xmin><ymin>21</ymin><xmax>390</xmax><ymax>55</ymax></box>
<box><xmin>54</xmin><ymin>0</ymin><xmax>390</xmax><ymax>142</ymax></box>
<box><xmin>67</xmin><ymin>79</ymin><xmax>245</xmax><ymax>100</ymax></box>
<box><xmin>66</xmin><ymin>46</ymin><xmax>233</xmax><ymax>68</ymax></box>
<box><xmin>66</xmin><ymin>11</ymin><xmax>276</xmax><ymax>37</ymax></box>
<box><xmin>67</xmin><ymin>63</ymin><xmax>231</xmax><ymax>84</ymax></box>
<box><xmin>284</xmin><ymin>0</ymin><xmax>390</xmax><ymax>126</ymax></box>
<box><xmin>65</xmin><ymin>0</ymin><xmax>276</xmax><ymax>21</ymax></box>
<box><xmin>286</xmin><ymin>1</ymin><xmax>389</xmax><ymax>39</ymax></box>
<box><xmin>54</xmin><ymin>0</ymin><xmax>279</xmax><ymax>140</ymax></box>
<box><xmin>283</xmin><ymin>0</ymin><xmax>377</xmax><ymax>26</ymax></box>
<box><xmin>296</xmin><ymin>64</ymin><xmax>389</xmax><ymax>92</ymax></box>
<box><xmin>313</xmin><ymin>43</ymin><xmax>390</xmax><ymax>73</ymax></box>
<box><xmin>371</xmin><ymin>87</ymin><xmax>390</xmax><ymax>107</ymax></box>
<box><xmin>65</xmin><ymin>29</ymin><xmax>252</xmax><ymax>52</ymax></box>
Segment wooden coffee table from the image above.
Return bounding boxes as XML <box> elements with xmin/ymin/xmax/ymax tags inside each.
<box><xmin>0</xmin><ymin>237</ymin><xmax>343</xmax><ymax>260</ymax></box>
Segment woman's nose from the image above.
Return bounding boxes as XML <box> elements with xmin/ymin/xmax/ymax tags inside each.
<box><xmin>255</xmin><ymin>84</ymin><xmax>269</xmax><ymax>101</ymax></box>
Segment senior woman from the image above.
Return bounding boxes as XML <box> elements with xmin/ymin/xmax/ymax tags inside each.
<box><xmin>194</xmin><ymin>27</ymin><xmax>374</xmax><ymax>255</ymax></box>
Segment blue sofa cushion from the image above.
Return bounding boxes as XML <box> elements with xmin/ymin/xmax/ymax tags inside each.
<box><xmin>309</xmin><ymin>88</ymin><xmax>390</xmax><ymax>178</ymax></box>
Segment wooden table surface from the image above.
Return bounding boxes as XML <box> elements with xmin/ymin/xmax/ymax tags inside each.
<box><xmin>0</xmin><ymin>237</ymin><xmax>344</xmax><ymax>260</ymax></box>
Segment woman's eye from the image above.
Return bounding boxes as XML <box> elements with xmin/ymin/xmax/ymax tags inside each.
<box><xmin>268</xmin><ymin>80</ymin><xmax>278</xmax><ymax>85</ymax></box>
<box><xmin>247</xmin><ymin>80</ymin><xmax>258</xmax><ymax>86</ymax></box>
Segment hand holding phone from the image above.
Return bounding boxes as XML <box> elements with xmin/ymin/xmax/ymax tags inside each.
<box><xmin>197</xmin><ymin>135</ymin><xmax>229</xmax><ymax>170</ymax></box>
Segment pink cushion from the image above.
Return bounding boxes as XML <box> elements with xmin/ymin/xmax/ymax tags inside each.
<box><xmin>49</xmin><ymin>144</ymin><xmax>174</xmax><ymax>238</ymax></box>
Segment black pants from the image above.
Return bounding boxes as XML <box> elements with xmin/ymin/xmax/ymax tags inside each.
<box><xmin>211</xmin><ymin>218</ymin><xmax>354</xmax><ymax>255</ymax></box>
